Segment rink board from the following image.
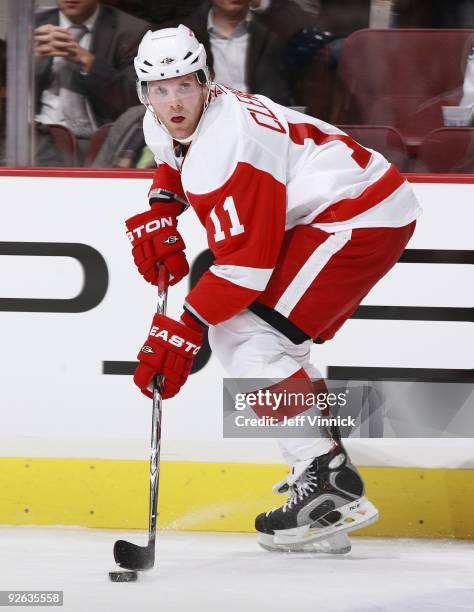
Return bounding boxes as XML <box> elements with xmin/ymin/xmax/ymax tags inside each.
<box><xmin>0</xmin><ymin>170</ymin><xmax>473</xmax><ymax>536</ymax></box>
<box><xmin>0</xmin><ymin>457</ymin><xmax>473</xmax><ymax>539</ymax></box>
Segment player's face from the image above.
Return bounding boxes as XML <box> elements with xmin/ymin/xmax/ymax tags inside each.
<box><xmin>57</xmin><ymin>0</ymin><xmax>99</xmax><ymax>23</ymax></box>
<box><xmin>148</xmin><ymin>74</ymin><xmax>208</xmax><ymax>139</ymax></box>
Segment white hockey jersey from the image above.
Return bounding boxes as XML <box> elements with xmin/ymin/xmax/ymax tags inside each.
<box><xmin>143</xmin><ymin>84</ymin><xmax>422</xmax><ymax>327</ymax></box>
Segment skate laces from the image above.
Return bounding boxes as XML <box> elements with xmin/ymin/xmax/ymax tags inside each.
<box><xmin>271</xmin><ymin>456</ymin><xmax>314</xmax><ymax>494</ymax></box>
<box><xmin>268</xmin><ymin>468</ymin><xmax>319</xmax><ymax>515</ymax></box>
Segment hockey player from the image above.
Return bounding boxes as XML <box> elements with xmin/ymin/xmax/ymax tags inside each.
<box><xmin>125</xmin><ymin>25</ymin><xmax>422</xmax><ymax>552</ymax></box>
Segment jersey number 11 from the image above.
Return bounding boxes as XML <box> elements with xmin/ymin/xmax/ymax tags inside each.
<box><xmin>210</xmin><ymin>196</ymin><xmax>245</xmax><ymax>242</ymax></box>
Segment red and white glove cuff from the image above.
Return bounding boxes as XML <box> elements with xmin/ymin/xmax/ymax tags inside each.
<box><xmin>181</xmin><ymin>308</ymin><xmax>208</xmax><ymax>333</ymax></box>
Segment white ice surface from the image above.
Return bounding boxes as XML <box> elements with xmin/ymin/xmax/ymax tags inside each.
<box><xmin>0</xmin><ymin>527</ymin><xmax>473</xmax><ymax>612</ymax></box>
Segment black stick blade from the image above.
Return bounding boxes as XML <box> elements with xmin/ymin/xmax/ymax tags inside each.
<box><xmin>113</xmin><ymin>539</ymin><xmax>155</xmax><ymax>571</ymax></box>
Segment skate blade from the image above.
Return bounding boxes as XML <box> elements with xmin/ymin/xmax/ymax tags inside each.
<box><xmin>273</xmin><ymin>497</ymin><xmax>379</xmax><ymax>547</ymax></box>
<box><xmin>258</xmin><ymin>531</ymin><xmax>351</xmax><ymax>554</ymax></box>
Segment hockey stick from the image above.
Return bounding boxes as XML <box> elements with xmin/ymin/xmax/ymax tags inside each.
<box><xmin>113</xmin><ymin>265</ymin><xmax>169</xmax><ymax>571</ymax></box>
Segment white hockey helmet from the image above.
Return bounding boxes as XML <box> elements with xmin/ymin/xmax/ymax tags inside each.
<box><xmin>135</xmin><ymin>25</ymin><xmax>210</xmax><ymax>101</ymax></box>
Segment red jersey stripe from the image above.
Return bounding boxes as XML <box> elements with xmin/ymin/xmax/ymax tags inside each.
<box><xmin>311</xmin><ymin>164</ymin><xmax>405</xmax><ymax>224</ymax></box>
<box><xmin>288</xmin><ymin>122</ymin><xmax>372</xmax><ymax>169</ymax></box>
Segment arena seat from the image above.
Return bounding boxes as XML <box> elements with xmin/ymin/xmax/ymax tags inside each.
<box><xmin>84</xmin><ymin>123</ymin><xmax>113</xmax><ymax>166</ymax></box>
<box><xmin>337</xmin><ymin>125</ymin><xmax>409</xmax><ymax>171</ymax></box>
<box><xmin>410</xmin><ymin>127</ymin><xmax>474</xmax><ymax>173</ymax></box>
<box><xmin>46</xmin><ymin>124</ymin><xmax>79</xmax><ymax>166</ymax></box>
<box><xmin>333</xmin><ymin>29</ymin><xmax>474</xmax><ymax>149</ymax></box>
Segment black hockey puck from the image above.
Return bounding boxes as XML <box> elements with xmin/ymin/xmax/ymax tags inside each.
<box><xmin>109</xmin><ymin>570</ymin><xmax>138</xmax><ymax>582</ymax></box>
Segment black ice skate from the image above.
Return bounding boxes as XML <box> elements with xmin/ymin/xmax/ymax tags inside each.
<box><xmin>255</xmin><ymin>444</ymin><xmax>378</xmax><ymax>553</ymax></box>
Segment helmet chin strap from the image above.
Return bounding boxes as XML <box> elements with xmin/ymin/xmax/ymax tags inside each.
<box><xmin>150</xmin><ymin>85</ymin><xmax>211</xmax><ymax>145</ymax></box>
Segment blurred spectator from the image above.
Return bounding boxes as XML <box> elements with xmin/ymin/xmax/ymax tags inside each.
<box><xmin>460</xmin><ymin>45</ymin><xmax>474</xmax><ymax>111</ymax></box>
<box><xmin>251</xmin><ymin>0</ymin><xmax>320</xmax><ymax>45</ymax></box>
<box><xmin>93</xmin><ymin>104</ymin><xmax>147</xmax><ymax>168</ymax></box>
<box><xmin>101</xmin><ymin>0</ymin><xmax>204</xmax><ymax>27</ymax></box>
<box><xmin>391</xmin><ymin>0</ymin><xmax>474</xmax><ymax>29</ymax></box>
<box><xmin>253</xmin><ymin>0</ymin><xmax>369</xmax><ymax>46</ymax></box>
<box><xmin>0</xmin><ymin>39</ymin><xmax>5</xmax><ymax>165</ymax></box>
<box><xmin>251</xmin><ymin>0</ymin><xmax>369</xmax><ymax>120</ymax></box>
<box><xmin>183</xmin><ymin>0</ymin><xmax>292</xmax><ymax>104</ymax></box>
<box><xmin>317</xmin><ymin>0</ymin><xmax>370</xmax><ymax>37</ymax></box>
<box><xmin>34</xmin><ymin>0</ymin><xmax>149</xmax><ymax>165</ymax></box>
<box><xmin>249</xmin><ymin>1</ymin><xmax>332</xmax><ymax>120</ymax></box>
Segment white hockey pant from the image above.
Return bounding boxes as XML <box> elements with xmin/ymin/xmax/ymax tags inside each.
<box><xmin>208</xmin><ymin>310</ymin><xmax>334</xmax><ymax>467</ymax></box>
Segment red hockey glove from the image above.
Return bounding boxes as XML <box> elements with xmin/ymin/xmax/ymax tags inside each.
<box><xmin>125</xmin><ymin>204</ymin><xmax>188</xmax><ymax>286</ymax></box>
<box><xmin>134</xmin><ymin>313</ymin><xmax>204</xmax><ymax>399</ymax></box>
